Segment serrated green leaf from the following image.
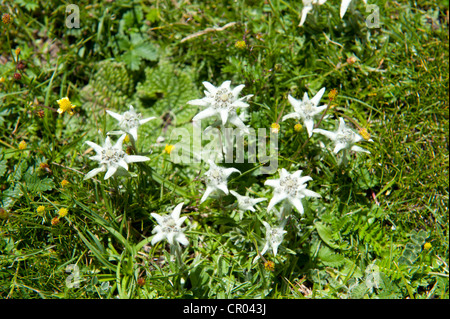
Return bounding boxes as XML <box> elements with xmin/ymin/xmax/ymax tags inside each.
<box><xmin>23</xmin><ymin>172</ymin><xmax>55</xmax><ymax>194</ymax></box>
<box><xmin>317</xmin><ymin>245</ymin><xmax>345</xmax><ymax>267</ymax></box>
<box><xmin>315</xmin><ymin>221</ymin><xmax>340</xmax><ymax>249</ymax></box>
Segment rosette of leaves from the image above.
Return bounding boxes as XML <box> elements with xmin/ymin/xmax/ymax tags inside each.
<box><xmin>80</xmin><ymin>60</ymin><xmax>135</xmax><ymax>110</ymax></box>
<box><xmin>134</xmin><ymin>62</ymin><xmax>199</xmax><ymax>144</ymax></box>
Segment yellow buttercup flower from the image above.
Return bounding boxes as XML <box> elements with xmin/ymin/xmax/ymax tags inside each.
<box><xmin>56</xmin><ymin>97</ymin><xmax>76</xmax><ymax>115</ymax></box>
<box><xmin>328</xmin><ymin>88</ymin><xmax>338</xmax><ymax>101</ymax></box>
<box><xmin>424</xmin><ymin>242</ymin><xmax>432</xmax><ymax>250</ymax></box>
<box><xmin>358</xmin><ymin>128</ymin><xmax>371</xmax><ymax>141</ymax></box>
<box><xmin>37</xmin><ymin>206</ymin><xmax>45</xmax><ymax>213</ymax></box>
<box><xmin>294</xmin><ymin>123</ymin><xmax>302</xmax><ymax>132</ymax></box>
<box><xmin>235</xmin><ymin>40</ymin><xmax>246</xmax><ymax>49</ymax></box>
<box><xmin>164</xmin><ymin>144</ymin><xmax>175</xmax><ymax>154</ymax></box>
<box><xmin>270</xmin><ymin>123</ymin><xmax>280</xmax><ymax>134</ymax></box>
<box><xmin>18</xmin><ymin>140</ymin><xmax>27</xmax><ymax>150</ymax></box>
<box><xmin>0</xmin><ymin>77</ymin><xmax>5</xmax><ymax>83</ymax></box>
<box><xmin>58</xmin><ymin>208</ymin><xmax>68</xmax><ymax>218</ymax></box>
<box><xmin>61</xmin><ymin>179</ymin><xmax>69</xmax><ymax>187</ymax></box>
<box><xmin>264</xmin><ymin>260</ymin><xmax>275</xmax><ymax>271</ymax></box>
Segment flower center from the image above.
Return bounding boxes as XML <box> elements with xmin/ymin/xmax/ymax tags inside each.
<box><xmin>120</xmin><ymin>111</ymin><xmax>142</xmax><ymax>131</ymax></box>
<box><xmin>270</xmin><ymin>229</ymin><xmax>284</xmax><ymax>245</ymax></box>
<box><xmin>207</xmin><ymin>168</ymin><xmax>224</xmax><ymax>185</ymax></box>
<box><xmin>280</xmin><ymin>175</ymin><xmax>300</xmax><ymax>196</ymax></box>
<box><xmin>162</xmin><ymin>217</ymin><xmax>181</xmax><ymax>233</ymax></box>
<box><xmin>101</xmin><ymin>147</ymin><xmax>125</xmax><ymax>165</ymax></box>
<box><xmin>336</xmin><ymin>129</ymin><xmax>354</xmax><ymax>146</ymax></box>
<box><xmin>213</xmin><ymin>88</ymin><xmax>234</xmax><ymax>110</ymax></box>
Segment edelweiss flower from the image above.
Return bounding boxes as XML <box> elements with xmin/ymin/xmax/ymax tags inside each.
<box><xmin>200</xmin><ymin>160</ymin><xmax>240</xmax><ymax>204</ymax></box>
<box><xmin>230</xmin><ymin>190</ymin><xmax>267</xmax><ymax>212</ymax></box>
<box><xmin>151</xmin><ymin>203</ymin><xmax>188</xmax><ymax>246</ymax></box>
<box><xmin>282</xmin><ymin>87</ymin><xmax>327</xmax><ymax>137</ymax></box>
<box><xmin>84</xmin><ymin>135</ymin><xmax>150</xmax><ymax>180</ymax></box>
<box><xmin>265</xmin><ymin>168</ymin><xmax>321</xmax><ymax>215</ymax></box>
<box><xmin>313</xmin><ymin>117</ymin><xmax>373</xmax><ymax>155</ymax></box>
<box><xmin>259</xmin><ymin>220</ymin><xmax>287</xmax><ymax>258</ymax></box>
<box><xmin>299</xmin><ymin>0</ymin><xmax>327</xmax><ymax>27</ymax></box>
<box><xmin>188</xmin><ymin>81</ymin><xmax>252</xmax><ymax>132</ymax></box>
<box><xmin>106</xmin><ymin>105</ymin><xmax>155</xmax><ymax>142</ymax></box>
<box><xmin>340</xmin><ymin>0</ymin><xmax>367</xmax><ymax>18</ymax></box>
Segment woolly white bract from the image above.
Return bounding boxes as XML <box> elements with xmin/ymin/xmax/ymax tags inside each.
<box><xmin>106</xmin><ymin>105</ymin><xmax>155</xmax><ymax>142</ymax></box>
<box><xmin>84</xmin><ymin>135</ymin><xmax>150</xmax><ymax>180</ymax></box>
<box><xmin>265</xmin><ymin>168</ymin><xmax>321</xmax><ymax>215</ymax></box>
<box><xmin>188</xmin><ymin>81</ymin><xmax>253</xmax><ymax>132</ymax></box>
<box><xmin>151</xmin><ymin>203</ymin><xmax>189</xmax><ymax>246</ymax></box>
<box><xmin>282</xmin><ymin>87</ymin><xmax>327</xmax><ymax>137</ymax></box>
<box><xmin>200</xmin><ymin>160</ymin><xmax>241</xmax><ymax>204</ymax></box>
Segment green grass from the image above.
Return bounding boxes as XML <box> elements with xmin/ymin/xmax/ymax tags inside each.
<box><xmin>0</xmin><ymin>0</ymin><xmax>448</xmax><ymax>299</ymax></box>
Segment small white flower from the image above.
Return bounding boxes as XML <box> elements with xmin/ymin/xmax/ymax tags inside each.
<box><xmin>265</xmin><ymin>168</ymin><xmax>321</xmax><ymax>215</ymax></box>
<box><xmin>84</xmin><ymin>135</ymin><xmax>150</xmax><ymax>180</ymax></box>
<box><xmin>230</xmin><ymin>190</ymin><xmax>267</xmax><ymax>212</ymax></box>
<box><xmin>106</xmin><ymin>105</ymin><xmax>155</xmax><ymax>142</ymax></box>
<box><xmin>313</xmin><ymin>117</ymin><xmax>373</xmax><ymax>155</ymax></box>
<box><xmin>188</xmin><ymin>81</ymin><xmax>253</xmax><ymax>132</ymax></box>
<box><xmin>299</xmin><ymin>0</ymin><xmax>327</xmax><ymax>27</ymax></box>
<box><xmin>200</xmin><ymin>160</ymin><xmax>240</xmax><ymax>204</ymax></box>
<box><xmin>151</xmin><ymin>203</ymin><xmax>188</xmax><ymax>246</ymax></box>
<box><xmin>259</xmin><ymin>221</ymin><xmax>287</xmax><ymax>257</ymax></box>
<box><xmin>340</xmin><ymin>0</ymin><xmax>367</xmax><ymax>18</ymax></box>
<box><xmin>282</xmin><ymin>87</ymin><xmax>327</xmax><ymax>137</ymax></box>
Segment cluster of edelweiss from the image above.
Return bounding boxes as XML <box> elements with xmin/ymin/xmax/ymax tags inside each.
<box><xmin>83</xmin><ymin>79</ymin><xmax>372</xmax><ymax>261</ymax></box>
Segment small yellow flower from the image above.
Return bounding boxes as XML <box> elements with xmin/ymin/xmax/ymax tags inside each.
<box><xmin>37</xmin><ymin>206</ymin><xmax>45</xmax><ymax>214</ymax></box>
<box><xmin>358</xmin><ymin>128</ymin><xmax>371</xmax><ymax>141</ymax></box>
<box><xmin>264</xmin><ymin>260</ymin><xmax>275</xmax><ymax>271</ymax></box>
<box><xmin>424</xmin><ymin>242</ymin><xmax>432</xmax><ymax>250</ymax></box>
<box><xmin>51</xmin><ymin>216</ymin><xmax>60</xmax><ymax>226</ymax></box>
<box><xmin>294</xmin><ymin>123</ymin><xmax>303</xmax><ymax>132</ymax></box>
<box><xmin>235</xmin><ymin>40</ymin><xmax>247</xmax><ymax>49</ymax></box>
<box><xmin>58</xmin><ymin>208</ymin><xmax>68</xmax><ymax>218</ymax></box>
<box><xmin>164</xmin><ymin>144</ymin><xmax>175</xmax><ymax>154</ymax></box>
<box><xmin>2</xmin><ymin>13</ymin><xmax>11</xmax><ymax>25</ymax></box>
<box><xmin>0</xmin><ymin>77</ymin><xmax>5</xmax><ymax>83</ymax></box>
<box><xmin>15</xmin><ymin>47</ymin><xmax>20</xmax><ymax>56</ymax></box>
<box><xmin>61</xmin><ymin>179</ymin><xmax>69</xmax><ymax>187</ymax></box>
<box><xmin>123</xmin><ymin>134</ymin><xmax>130</xmax><ymax>144</ymax></box>
<box><xmin>328</xmin><ymin>88</ymin><xmax>338</xmax><ymax>101</ymax></box>
<box><xmin>56</xmin><ymin>97</ymin><xmax>76</xmax><ymax>115</ymax></box>
<box><xmin>270</xmin><ymin>123</ymin><xmax>280</xmax><ymax>134</ymax></box>
<box><xmin>18</xmin><ymin>140</ymin><xmax>27</xmax><ymax>150</ymax></box>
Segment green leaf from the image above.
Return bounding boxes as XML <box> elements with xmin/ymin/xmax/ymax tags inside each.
<box><xmin>23</xmin><ymin>172</ymin><xmax>55</xmax><ymax>194</ymax></box>
<box><xmin>0</xmin><ymin>159</ymin><xmax>7</xmax><ymax>178</ymax></box>
<box><xmin>314</xmin><ymin>221</ymin><xmax>340</xmax><ymax>249</ymax></box>
<box><xmin>317</xmin><ymin>245</ymin><xmax>345</xmax><ymax>268</ymax></box>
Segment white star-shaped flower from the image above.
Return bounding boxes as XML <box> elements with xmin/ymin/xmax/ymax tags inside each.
<box><xmin>313</xmin><ymin>117</ymin><xmax>373</xmax><ymax>155</ymax></box>
<box><xmin>299</xmin><ymin>0</ymin><xmax>327</xmax><ymax>26</ymax></box>
<box><xmin>282</xmin><ymin>87</ymin><xmax>327</xmax><ymax>137</ymax></box>
<box><xmin>200</xmin><ymin>160</ymin><xmax>240</xmax><ymax>204</ymax></box>
<box><xmin>230</xmin><ymin>190</ymin><xmax>267</xmax><ymax>212</ymax></box>
<box><xmin>188</xmin><ymin>81</ymin><xmax>253</xmax><ymax>132</ymax></box>
<box><xmin>265</xmin><ymin>168</ymin><xmax>321</xmax><ymax>215</ymax></box>
<box><xmin>340</xmin><ymin>0</ymin><xmax>367</xmax><ymax>18</ymax></box>
<box><xmin>259</xmin><ymin>221</ymin><xmax>287</xmax><ymax>257</ymax></box>
<box><xmin>106</xmin><ymin>105</ymin><xmax>155</xmax><ymax>142</ymax></box>
<box><xmin>84</xmin><ymin>135</ymin><xmax>150</xmax><ymax>180</ymax></box>
<box><xmin>151</xmin><ymin>203</ymin><xmax>188</xmax><ymax>246</ymax></box>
